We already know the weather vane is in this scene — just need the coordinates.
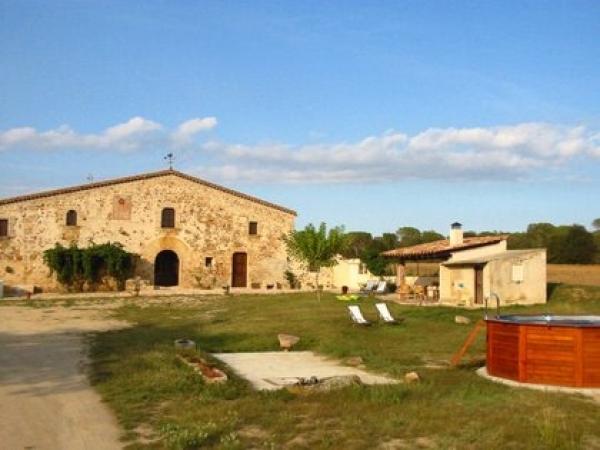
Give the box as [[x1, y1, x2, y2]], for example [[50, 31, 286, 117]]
[[164, 153, 175, 170]]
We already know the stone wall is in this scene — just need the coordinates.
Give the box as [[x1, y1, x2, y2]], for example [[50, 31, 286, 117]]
[[488, 250, 546, 305], [0, 173, 295, 293], [439, 249, 546, 307], [439, 266, 476, 306]]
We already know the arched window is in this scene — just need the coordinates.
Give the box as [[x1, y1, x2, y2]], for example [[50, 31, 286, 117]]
[[161, 208, 175, 228], [66, 210, 77, 226]]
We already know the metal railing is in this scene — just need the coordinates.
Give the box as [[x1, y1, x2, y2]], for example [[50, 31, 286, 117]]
[[484, 292, 500, 319]]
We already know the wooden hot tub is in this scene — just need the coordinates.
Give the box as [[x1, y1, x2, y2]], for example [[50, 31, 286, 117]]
[[486, 315, 600, 388]]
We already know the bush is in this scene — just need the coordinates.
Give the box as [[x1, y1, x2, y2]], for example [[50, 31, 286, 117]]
[[43, 242, 134, 291], [284, 270, 300, 289]]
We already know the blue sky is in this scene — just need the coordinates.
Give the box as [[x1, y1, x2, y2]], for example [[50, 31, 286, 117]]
[[1, 1, 599, 235]]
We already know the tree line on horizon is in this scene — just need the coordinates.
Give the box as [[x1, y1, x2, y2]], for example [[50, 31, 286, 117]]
[[340, 220, 600, 274]]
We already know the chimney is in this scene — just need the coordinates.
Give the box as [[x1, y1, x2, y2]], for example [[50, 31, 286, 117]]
[[449, 222, 463, 247]]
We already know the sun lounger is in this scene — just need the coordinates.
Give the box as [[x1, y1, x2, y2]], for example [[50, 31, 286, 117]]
[[374, 281, 387, 294], [359, 280, 379, 295], [347, 305, 371, 326], [375, 302, 403, 324]]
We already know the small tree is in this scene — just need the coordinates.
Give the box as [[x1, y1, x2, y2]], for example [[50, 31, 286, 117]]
[[284, 223, 346, 301]]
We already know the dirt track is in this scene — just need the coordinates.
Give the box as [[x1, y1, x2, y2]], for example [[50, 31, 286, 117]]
[[0, 304, 127, 450]]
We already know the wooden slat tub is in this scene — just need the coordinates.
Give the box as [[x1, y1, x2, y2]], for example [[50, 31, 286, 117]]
[[486, 315, 600, 388]]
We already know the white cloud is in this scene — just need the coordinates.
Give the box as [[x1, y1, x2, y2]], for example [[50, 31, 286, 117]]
[[172, 117, 218, 145], [0, 116, 215, 152], [102, 116, 161, 141], [196, 123, 600, 183], [1, 119, 598, 183]]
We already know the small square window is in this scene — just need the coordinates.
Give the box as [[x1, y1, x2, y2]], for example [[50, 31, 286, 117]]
[[0, 219, 8, 237], [249, 221, 258, 235], [512, 264, 524, 283], [205, 257, 213, 268]]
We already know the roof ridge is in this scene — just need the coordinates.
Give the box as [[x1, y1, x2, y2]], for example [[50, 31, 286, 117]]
[[382, 234, 508, 259], [0, 169, 296, 215]]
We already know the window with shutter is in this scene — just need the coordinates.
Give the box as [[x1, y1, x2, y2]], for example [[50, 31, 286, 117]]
[[249, 221, 258, 235], [0, 219, 8, 237], [161, 208, 175, 228], [66, 210, 77, 226]]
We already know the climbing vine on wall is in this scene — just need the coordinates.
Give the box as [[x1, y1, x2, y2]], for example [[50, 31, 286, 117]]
[[43, 242, 134, 290]]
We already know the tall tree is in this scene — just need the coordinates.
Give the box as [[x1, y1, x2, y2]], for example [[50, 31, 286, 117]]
[[396, 227, 422, 247], [554, 225, 596, 264], [284, 223, 346, 301], [380, 232, 399, 249], [508, 232, 531, 249], [527, 223, 556, 248], [594, 231, 600, 263], [547, 225, 572, 263], [341, 231, 372, 258], [360, 234, 398, 277], [421, 230, 444, 243]]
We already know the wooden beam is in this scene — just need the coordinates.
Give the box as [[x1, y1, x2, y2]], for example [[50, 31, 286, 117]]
[[396, 262, 406, 288], [450, 320, 485, 367]]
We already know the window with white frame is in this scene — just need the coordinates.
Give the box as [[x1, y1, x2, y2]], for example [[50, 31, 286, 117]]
[[511, 264, 524, 283]]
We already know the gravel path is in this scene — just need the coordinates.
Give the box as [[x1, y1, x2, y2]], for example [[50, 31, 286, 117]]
[[0, 305, 127, 450]]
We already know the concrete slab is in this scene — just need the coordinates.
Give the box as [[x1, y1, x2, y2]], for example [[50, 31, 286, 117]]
[[212, 351, 397, 390]]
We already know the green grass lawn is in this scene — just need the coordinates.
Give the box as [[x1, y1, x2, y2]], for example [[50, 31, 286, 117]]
[[89, 284, 600, 449]]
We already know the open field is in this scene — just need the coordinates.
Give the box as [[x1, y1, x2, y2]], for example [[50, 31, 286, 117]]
[[80, 285, 600, 449], [547, 264, 600, 286]]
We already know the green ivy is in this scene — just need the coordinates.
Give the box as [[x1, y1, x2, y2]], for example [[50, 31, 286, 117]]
[[43, 242, 134, 290]]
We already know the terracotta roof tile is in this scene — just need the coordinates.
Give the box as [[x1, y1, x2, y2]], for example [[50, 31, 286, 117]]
[[381, 235, 509, 259], [0, 169, 296, 216]]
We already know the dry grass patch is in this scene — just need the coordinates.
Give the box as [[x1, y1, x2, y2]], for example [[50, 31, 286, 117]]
[[548, 264, 600, 286]]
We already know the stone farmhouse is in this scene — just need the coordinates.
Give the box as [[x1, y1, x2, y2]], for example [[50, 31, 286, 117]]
[[383, 223, 547, 307], [0, 170, 296, 294]]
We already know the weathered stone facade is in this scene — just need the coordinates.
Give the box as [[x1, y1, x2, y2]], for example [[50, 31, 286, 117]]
[[0, 170, 296, 293]]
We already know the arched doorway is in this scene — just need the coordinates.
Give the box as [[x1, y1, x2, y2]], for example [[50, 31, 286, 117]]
[[231, 252, 247, 288], [154, 250, 179, 286]]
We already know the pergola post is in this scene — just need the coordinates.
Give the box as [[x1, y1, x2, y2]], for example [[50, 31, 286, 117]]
[[395, 261, 406, 290]]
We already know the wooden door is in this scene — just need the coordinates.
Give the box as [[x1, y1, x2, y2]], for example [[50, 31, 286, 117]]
[[232, 252, 247, 288], [474, 266, 484, 304], [154, 250, 179, 287]]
